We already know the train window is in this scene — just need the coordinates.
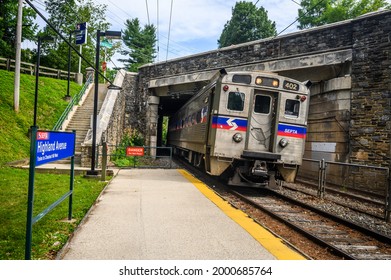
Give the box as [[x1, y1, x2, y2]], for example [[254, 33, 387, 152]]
[[196, 111, 201, 123], [285, 99, 300, 117], [227, 92, 245, 111], [232, 75, 251, 84], [254, 95, 271, 114]]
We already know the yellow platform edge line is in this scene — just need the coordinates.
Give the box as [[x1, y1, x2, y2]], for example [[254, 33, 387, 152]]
[[178, 169, 306, 260]]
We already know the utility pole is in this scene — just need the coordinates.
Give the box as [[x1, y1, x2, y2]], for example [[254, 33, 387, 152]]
[[14, 0, 23, 112]]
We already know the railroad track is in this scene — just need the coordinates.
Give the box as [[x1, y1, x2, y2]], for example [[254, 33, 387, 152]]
[[292, 179, 385, 219], [231, 188, 391, 260], [175, 157, 391, 259]]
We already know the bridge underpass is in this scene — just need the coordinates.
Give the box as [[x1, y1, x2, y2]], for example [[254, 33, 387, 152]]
[[146, 49, 352, 152]]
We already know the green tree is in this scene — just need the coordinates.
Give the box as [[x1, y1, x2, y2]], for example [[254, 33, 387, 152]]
[[120, 18, 157, 72], [298, 0, 391, 29], [218, 1, 277, 48], [39, 0, 112, 74], [0, 0, 38, 58]]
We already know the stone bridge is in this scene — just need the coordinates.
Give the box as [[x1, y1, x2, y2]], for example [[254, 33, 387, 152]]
[[105, 10, 390, 169]]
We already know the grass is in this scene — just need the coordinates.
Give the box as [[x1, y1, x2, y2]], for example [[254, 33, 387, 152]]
[[0, 70, 82, 164], [0, 168, 108, 259], [0, 69, 110, 259]]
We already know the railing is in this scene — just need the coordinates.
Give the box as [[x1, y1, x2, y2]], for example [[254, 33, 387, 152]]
[[52, 75, 93, 131], [297, 158, 391, 221], [0, 57, 77, 80], [98, 144, 173, 170]]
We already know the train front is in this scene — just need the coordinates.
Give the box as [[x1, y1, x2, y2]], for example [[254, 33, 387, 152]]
[[208, 71, 311, 187]]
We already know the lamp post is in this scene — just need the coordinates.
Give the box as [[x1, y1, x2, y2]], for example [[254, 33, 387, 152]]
[[65, 30, 77, 101], [26, 34, 52, 260], [87, 30, 122, 176]]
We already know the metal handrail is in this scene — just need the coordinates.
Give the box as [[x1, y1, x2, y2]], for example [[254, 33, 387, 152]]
[[300, 158, 390, 221], [52, 75, 92, 131]]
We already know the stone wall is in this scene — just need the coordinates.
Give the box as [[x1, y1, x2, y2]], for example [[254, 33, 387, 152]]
[[103, 72, 138, 155], [124, 73, 148, 134], [139, 21, 353, 79], [305, 77, 352, 162], [133, 10, 391, 167], [350, 12, 391, 166]]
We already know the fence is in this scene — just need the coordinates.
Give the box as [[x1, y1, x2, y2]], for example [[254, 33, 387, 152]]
[[297, 158, 391, 221], [0, 57, 76, 80], [97, 143, 173, 172]]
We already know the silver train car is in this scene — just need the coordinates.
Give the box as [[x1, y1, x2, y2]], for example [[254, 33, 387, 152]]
[[167, 69, 311, 187]]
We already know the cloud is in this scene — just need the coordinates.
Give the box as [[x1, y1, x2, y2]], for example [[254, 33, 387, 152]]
[[101, 0, 391, 65], [98, 0, 300, 63]]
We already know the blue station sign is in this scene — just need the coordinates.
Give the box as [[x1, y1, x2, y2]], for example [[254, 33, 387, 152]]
[[35, 130, 75, 166], [75, 22, 87, 45]]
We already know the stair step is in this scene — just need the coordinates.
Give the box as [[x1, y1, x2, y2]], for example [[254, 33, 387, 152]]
[[59, 83, 107, 154]]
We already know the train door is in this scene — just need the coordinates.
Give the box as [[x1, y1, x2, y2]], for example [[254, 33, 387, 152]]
[[246, 90, 277, 152]]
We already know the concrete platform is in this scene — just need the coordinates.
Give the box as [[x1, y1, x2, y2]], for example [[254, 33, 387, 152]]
[[58, 169, 305, 260]]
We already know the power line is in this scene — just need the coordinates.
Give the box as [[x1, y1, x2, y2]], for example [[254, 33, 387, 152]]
[[27, 0, 189, 71], [166, 0, 174, 61], [33, 0, 46, 9], [91, 0, 199, 62], [276, 0, 328, 36], [24, 0, 115, 85]]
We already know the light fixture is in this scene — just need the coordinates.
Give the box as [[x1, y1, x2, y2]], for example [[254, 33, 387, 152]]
[[233, 133, 243, 143], [279, 138, 289, 148]]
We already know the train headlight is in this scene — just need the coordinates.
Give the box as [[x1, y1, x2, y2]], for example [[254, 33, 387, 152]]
[[233, 133, 243, 143], [279, 138, 289, 148]]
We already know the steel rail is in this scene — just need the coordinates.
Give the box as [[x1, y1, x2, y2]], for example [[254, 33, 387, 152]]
[[231, 188, 391, 260], [230, 190, 356, 260], [266, 188, 391, 243]]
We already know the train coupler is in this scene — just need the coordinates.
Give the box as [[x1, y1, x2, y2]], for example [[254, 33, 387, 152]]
[[251, 160, 268, 177]]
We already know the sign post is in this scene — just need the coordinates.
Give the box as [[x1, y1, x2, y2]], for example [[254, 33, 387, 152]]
[[75, 22, 87, 74], [25, 129, 76, 260]]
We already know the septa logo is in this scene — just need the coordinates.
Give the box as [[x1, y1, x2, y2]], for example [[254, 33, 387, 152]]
[[37, 131, 49, 140]]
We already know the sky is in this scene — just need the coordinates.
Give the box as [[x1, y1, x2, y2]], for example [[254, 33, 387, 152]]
[[26, 0, 391, 68], [95, 0, 302, 66]]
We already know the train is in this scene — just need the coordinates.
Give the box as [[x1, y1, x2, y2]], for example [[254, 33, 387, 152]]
[[167, 69, 311, 187]]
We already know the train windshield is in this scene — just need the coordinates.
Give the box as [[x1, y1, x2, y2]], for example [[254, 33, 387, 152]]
[[254, 95, 271, 114], [227, 92, 245, 111], [285, 99, 300, 117]]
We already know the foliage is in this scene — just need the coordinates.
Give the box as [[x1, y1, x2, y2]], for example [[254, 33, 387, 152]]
[[123, 130, 145, 147], [0, 0, 38, 58], [0, 69, 107, 260], [162, 116, 169, 145], [0, 167, 108, 259], [297, 0, 391, 29], [111, 131, 145, 167], [0, 69, 82, 165], [119, 18, 157, 72], [218, 1, 277, 48], [39, 0, 114, 75]]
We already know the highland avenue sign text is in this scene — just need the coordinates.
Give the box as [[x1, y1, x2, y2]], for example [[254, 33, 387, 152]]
[[35, 130, 75, 166]]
